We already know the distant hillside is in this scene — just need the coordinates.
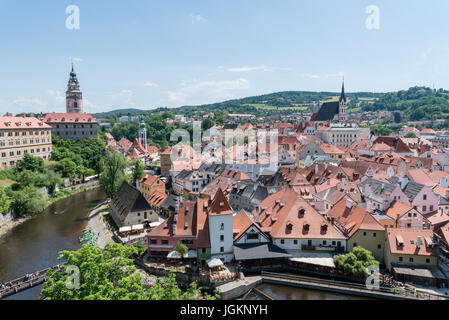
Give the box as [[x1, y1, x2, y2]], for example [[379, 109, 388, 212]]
[[360, 86, 449, 121], [96, 87, 449, 121], [93, 108, 144, 118], [176, 91, 384, 116]]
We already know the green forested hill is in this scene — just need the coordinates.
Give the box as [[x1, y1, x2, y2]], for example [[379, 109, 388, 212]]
[[359, 86, 449, 121]]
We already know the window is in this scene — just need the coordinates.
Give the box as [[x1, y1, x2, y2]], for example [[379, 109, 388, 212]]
[[423, 194, 427, 200], [150, 239, 157, 245], [220, 235, 224, 242], [363, 232, 367, 236], [247, 233, 258, 240], [161, 240, 169, 245], [423, 206, 427, 212], [220, 223, 224, 230], [409, 257, 414, 263], [293, 240, 298, 245], [280, 240, 285, 244], [430, 205, 434, 212], [220, 247, 224, 253], [426, 258, 430, 263], [377, 244, 381, 249], [353, 243, 357, 247], [399, 257, 403, 262], [373, 233, 376, 237]]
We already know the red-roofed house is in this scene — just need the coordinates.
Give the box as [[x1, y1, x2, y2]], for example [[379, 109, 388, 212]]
[[385, 228, 437, 271], [233, 210, 270, 244], [139, 173, 165, 199], [327, 197, 386, 262], [254, 188, 347, 253]]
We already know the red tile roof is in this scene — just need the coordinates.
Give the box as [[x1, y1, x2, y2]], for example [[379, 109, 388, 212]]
[[327, 197, 385, 237], [0, 116, 51, 129], [42, 113, 98, 124], [386, 228, 436, 256], [255, 188, 346, 240]]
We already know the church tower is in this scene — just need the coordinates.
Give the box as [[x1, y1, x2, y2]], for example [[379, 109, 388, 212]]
[[66, 64, 83, 114], [139, 120, 147, 150], [338, 79, 347, 122]]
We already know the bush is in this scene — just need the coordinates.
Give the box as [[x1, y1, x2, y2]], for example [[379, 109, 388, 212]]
[[334, 246, 379, 278]]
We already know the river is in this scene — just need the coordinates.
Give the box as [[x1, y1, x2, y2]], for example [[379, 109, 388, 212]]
[[0, 187, 106, 300], [255, 283, 369, 300]]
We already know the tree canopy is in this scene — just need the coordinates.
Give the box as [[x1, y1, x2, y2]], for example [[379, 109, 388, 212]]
[[42, 243, 217, 300], [334, 246, 379, 278]]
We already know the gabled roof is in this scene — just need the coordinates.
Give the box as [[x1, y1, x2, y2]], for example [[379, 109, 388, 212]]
[[110, 181, 151, 226], [327, 197, 384, 237], [255, 188, 345, 240], [388, 176, 425, 201], [209, 188, 233, 216], [385, 201, 415, 220], [314, 101, 339, 122], [233, 210, 269, 242]]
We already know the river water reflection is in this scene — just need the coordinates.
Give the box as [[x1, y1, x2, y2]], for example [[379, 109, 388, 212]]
[[0, 187, 106, 300]]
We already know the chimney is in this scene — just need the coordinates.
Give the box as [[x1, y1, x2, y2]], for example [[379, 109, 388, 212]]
[[346, 198, 353, 210], [417, 236, 423, 248], [315, 164, 319, 175]]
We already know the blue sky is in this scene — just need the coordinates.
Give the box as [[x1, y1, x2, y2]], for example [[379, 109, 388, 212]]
[[0, 0, 449, 114]]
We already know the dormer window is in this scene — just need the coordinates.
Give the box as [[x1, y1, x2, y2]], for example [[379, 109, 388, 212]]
[[321, 224, 328, 233], [286, 223, 293, 231], [298, 207, 305, 217], [62, 118, 65, 122], [303, 224, 310, 232]]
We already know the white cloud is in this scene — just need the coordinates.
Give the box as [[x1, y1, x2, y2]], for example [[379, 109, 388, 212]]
[[144, 81, 160, 88], [227, 66, 267, 72], [13, 97, 45, 107], [225, 66, 291, 73], [310, 75, 321, 79], [167, 78, 250, 105], [47, 90, 65, 103], [73, 57, 82, 62], [190, 13, 205, 24]]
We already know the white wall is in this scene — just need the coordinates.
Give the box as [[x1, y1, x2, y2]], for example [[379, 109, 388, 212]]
[[208, 214, 234, 262]]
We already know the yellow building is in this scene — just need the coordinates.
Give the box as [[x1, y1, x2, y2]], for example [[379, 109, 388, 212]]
[[327, 197, 386, 263], [384, 228, 438, 271], [0, 117, 52, 169], [139, 174, 165, 200]]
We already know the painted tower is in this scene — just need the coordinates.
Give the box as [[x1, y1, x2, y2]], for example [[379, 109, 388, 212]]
[[139, 120, 147, 150], [66, 64, 83, 114], [338, 79, 347, 122]]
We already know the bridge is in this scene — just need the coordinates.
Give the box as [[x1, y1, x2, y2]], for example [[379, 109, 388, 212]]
[[0, 264, 64, 300]]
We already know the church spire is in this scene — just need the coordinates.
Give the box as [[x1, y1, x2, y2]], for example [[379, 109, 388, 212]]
[[339, 78, 346, 103]]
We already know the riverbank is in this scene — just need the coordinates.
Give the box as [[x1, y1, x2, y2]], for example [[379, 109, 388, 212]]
[[86, 201, 115, 248], [0, 182, 101, 241]]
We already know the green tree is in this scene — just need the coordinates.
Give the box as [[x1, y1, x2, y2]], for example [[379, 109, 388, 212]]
[[16, 154, 45, 173], [100, 151, 127, 198], [57, 158, 77, 180], [10, 186, 46, 216], [0, 187, 12, 214], [131, 160, 145, 185], [334, 246, 379, 278], [174, 241, 188, 260], [405, 132, 417, 138], [42, 243, 215, 300]]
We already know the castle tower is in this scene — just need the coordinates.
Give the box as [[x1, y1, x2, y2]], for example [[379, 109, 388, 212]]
[[338, 79, 347, 122], [66, 64, 83, 114], [139, 120, 147, 150]]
